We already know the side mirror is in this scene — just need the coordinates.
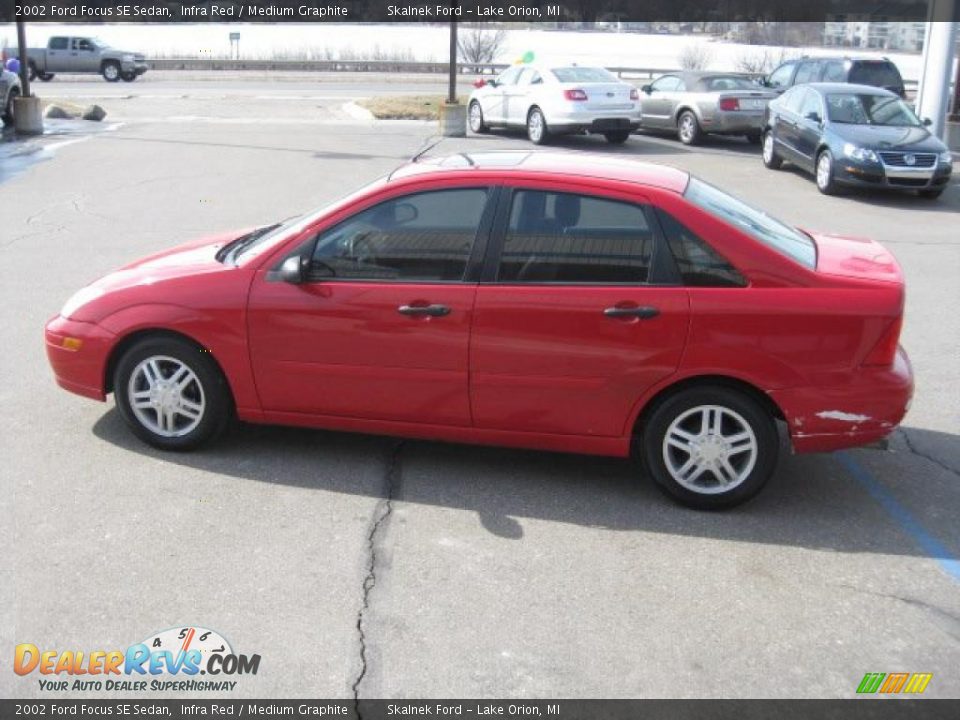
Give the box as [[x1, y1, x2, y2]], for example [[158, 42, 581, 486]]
[[641, 84, 652, 94], [804, 111, 822, 124], [279, 255, 305, 284], [922, 117, 932, 126]]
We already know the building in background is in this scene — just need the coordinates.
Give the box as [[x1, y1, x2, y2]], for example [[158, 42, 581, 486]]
[[824, 20, 927, 51]]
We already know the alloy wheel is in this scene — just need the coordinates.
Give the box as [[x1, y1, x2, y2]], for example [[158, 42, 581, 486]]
[[127, 355, 206, 438]]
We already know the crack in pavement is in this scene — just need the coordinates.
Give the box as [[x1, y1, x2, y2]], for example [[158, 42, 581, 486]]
[[352, 440, 404, 716], [900, 428, 960, 478]]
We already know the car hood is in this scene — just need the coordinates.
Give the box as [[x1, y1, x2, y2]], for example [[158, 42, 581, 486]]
[[829, 123, 944, 152]]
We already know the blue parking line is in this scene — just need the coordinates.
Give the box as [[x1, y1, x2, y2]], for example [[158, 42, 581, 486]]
[[837, 451, 960, 584]]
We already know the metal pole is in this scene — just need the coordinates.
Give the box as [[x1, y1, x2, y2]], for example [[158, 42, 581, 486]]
[[448, 12, 457, 104], [16, 19, 31, 98]]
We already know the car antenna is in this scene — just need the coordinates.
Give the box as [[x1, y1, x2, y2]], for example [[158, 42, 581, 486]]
[[411, 136, 444, 163]]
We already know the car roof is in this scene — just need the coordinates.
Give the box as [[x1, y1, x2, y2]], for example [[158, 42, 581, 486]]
[[389, 152, 690, 194], [676, 71, 753, 81], [803, 83, 898, 96]]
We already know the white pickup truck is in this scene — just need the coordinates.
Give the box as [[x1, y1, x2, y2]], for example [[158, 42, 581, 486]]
[[20, 36, 148, 83]]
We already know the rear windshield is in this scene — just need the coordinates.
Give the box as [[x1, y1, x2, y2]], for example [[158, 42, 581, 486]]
[[848, 61, 902, 88], [551, 67, 617, 83], [684, 178, 816, 269], [701, 76, 757, 91]]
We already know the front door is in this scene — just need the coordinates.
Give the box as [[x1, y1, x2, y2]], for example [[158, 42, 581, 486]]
[[247, 186, 494, 426], [470, 186, 690, 438], [641, 75, 683, 128]]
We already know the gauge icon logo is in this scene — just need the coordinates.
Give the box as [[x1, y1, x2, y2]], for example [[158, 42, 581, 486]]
[[141, 626, 233, 669]]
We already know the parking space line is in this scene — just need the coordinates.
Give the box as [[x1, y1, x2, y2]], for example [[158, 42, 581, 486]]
[[837, 451, 960, 584]]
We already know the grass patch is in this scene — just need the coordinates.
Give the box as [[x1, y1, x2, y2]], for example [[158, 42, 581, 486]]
[[357, 95, 447, 120]]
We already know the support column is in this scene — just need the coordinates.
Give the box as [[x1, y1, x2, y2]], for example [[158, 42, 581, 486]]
[[915, 3, 958, 139]]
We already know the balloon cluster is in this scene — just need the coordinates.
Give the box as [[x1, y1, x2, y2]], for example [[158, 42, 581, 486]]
[[5, 57, 20, 74], [513, 51, 535, 65]]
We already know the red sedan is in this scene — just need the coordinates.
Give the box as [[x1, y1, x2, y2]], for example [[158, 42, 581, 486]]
[[46, 152, 912, 509]]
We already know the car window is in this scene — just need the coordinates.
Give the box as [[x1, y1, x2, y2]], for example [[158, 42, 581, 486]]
[[657, 210, 746, 288], [651, 75, 681, 92], [767, 62, 795, 89], [782, 87, 808, 115], [825, 93, 922, 127], [798, 90, 823, 120], [684, 178, 816, 269], [307, 188, 490, 282], [822, 61, 846, 82], [551, 67, 617, 83], [496, 66, 523, 86], [517, 68, 539, 85], [849, 61, 902, 89], [793, 61, 821, 85], [498, 190, 653, 284], [49, 37, 69, 50], [73, 38, 94, 51], [703, 76, 756, 91]]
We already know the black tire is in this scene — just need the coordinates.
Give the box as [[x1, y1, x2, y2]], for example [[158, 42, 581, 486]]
[[761, 130, 783, 170], [28, 62, 38, 82], [815, 148, 841, 195], [604, 130, 631, 144], [918, 188, 944, 200], [120, 71, 137, 82], [102, 61, 121, 82], [677, 110, 702, 145], [113, 335, 234, 451], [38, 72, 54, 82], [640, 386, 779, 510], [3, 87, 18, 126], [467, 100, 488, 133], [745, 130, 762, 144], [527, 106, 549, 145]]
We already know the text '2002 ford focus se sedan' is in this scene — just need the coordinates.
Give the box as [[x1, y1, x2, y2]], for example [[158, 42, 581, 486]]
[[46, 152, 912, 509]]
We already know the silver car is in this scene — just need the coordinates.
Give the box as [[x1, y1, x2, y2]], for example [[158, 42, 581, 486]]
[[468, 64, 640, 145], [638, 71, 777, 145]]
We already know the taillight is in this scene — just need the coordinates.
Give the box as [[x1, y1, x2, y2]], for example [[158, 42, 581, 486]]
[[863, 317, 902, 367], [630, 88, 639, 100], [719, 97, 740, 111], [564, 88, 588, 101]]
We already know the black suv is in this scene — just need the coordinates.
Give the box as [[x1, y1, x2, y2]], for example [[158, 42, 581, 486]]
[[762, 57, 905, 98]]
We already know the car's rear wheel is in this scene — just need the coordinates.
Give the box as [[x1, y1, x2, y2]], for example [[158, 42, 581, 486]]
[[120, 71, 137, 82], [816, 149, 840, 195], [27, 62, 38, 81], [604, 130, 631, 144], [918, 188, 944, 200], [762, 130, 783, 169], [527, 107, 549, 145], [468, 101, 488, 133], [114, 336, 233, 451], [38, 72, 54, 82], [641, 386, 779, 510], [677, 110, 702, 145], [102, 62, 121, 82]]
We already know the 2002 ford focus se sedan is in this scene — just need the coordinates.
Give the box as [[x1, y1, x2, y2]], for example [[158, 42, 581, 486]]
[[46, 152, 913, 509]]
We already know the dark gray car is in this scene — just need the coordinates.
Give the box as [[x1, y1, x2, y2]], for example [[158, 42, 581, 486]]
[[638, 71, 776, 145]]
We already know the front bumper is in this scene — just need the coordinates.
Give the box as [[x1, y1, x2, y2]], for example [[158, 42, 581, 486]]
[[121, 61, 149, 76], [45, 315, 115, 401], [770, 346, 914, 454], [835, 159, 952, 191]]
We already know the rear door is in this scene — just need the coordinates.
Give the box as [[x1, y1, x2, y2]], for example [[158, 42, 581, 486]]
[[469, 184, 689, 438], [794, 88, 825, 167], [247, 185, 495, 426]]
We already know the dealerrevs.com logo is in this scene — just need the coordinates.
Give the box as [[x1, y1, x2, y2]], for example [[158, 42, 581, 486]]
[[14, 626, 261, 692]]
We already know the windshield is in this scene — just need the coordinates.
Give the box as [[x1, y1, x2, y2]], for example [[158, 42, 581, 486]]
[[91, 38, 110, 50], [233, 176, 388, 264], [684, 178, 816, 269], [825, 93, 921, 127], [551, 67, 617, 83]]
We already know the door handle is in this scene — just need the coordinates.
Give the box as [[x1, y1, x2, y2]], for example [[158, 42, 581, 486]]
[[603, 306, 660, 319], [397, 304, 451, 317]]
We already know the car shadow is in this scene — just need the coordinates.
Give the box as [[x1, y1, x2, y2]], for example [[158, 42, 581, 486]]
[[92, 408, 960, 560]]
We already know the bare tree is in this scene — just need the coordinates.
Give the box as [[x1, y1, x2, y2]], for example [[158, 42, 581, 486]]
[[735, 47, 800, 75], [678, 43, 713, 71], [457, 27, 508, 66]]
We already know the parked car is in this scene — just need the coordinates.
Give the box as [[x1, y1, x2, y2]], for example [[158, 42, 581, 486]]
[[637, 71, 777, 144], [1, 67, 20, 125], [468, 64, 640, 145], [13, 36, 147, 83], [762, 83, 953, 197], [46, 152, 913, 510], [762, 56, 906, 98]]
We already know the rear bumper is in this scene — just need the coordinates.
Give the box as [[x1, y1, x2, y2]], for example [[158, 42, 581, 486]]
[[45, 315, 114, 401], [701, 111, 765, 134], [549, 109, 640, 133], [771, 346, 914, 453]]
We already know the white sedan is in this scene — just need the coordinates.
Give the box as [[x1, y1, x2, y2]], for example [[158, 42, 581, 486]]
[[467, 64, 641, 145]]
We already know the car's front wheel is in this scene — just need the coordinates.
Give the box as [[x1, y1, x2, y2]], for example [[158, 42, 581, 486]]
[[762, 130, 783, 169], [816, 149, 841, 195], [527, 107, 549, 145], [114, 336, 234, 451], [120, 71, 138, 82], [604, 130, 631, 144], [640, 386, 779, 510], [468, 101, 488, 133]]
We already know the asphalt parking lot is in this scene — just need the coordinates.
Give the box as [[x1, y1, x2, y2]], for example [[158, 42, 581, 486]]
[[2, 75, 959, 700]]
